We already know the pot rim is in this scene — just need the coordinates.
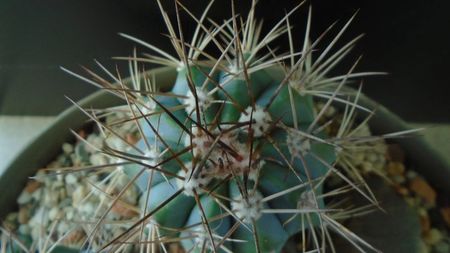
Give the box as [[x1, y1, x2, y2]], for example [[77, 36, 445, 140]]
[[1, 65, 448, 219]]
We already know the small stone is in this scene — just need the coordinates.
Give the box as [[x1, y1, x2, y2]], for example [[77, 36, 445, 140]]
[[406, 170, 418, 180], [414, 197, 422, 206], [89, 153, 108, 165], [48, 207, 60, 221], [434, 241, 450, 253], [418, 239, 431, 253], [77, 129, 87, 139], [65, 207, 75, 220], [57, 155, 72, 167], [5, 212, 18, 224], [392, 175, 406, 184], [18, 208, 29, 224], [409, 177, 436, 206], [34, 170, 47, 183], [395, 186, 409, 196], [3, 215, 17, 230], [424, 229, 443, 245], [387, 162, 405, 176], [366, 153, 378, 163], [56, 172, 64, 181], [24, 181, 41, 193], [57, 221, 70, 235], [387, 144, 405, 163], [405, 197, 416, 207], [169, 243, 184, 253], [88, 173, 99, 183], [419, 213, 431, 234], [361, 161, 373, 173], [372, 160, 385, 172], [75, 143, 90, 164], [17, 191, 32, 205], [43, 189, 60, 207], [62, 229, 85, 245], [62, 143, 74, 154], [52, 180, 64, 189], [85, 134, 102, 153], [72, 185, 86, 206], [79, 202, 95, 216], [126, 133, 138, 144], [65, 173, 78, 185], [418, 208, 428, 217], [29, 207, 49, 229], [59, 188, 67, 200], [31, 226, 41, 241], [111, 202, 139, 219], [106, 136, 126, 151], [440, 207, 450, 228]]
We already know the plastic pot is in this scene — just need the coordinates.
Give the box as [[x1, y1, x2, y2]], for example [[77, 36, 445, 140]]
[[1, 66, 448, 252]]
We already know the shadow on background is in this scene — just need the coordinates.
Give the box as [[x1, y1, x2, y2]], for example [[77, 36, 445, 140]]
[[0, 0, 449, 122]]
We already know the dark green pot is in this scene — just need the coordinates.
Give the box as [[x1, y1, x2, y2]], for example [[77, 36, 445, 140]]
[[1, 66, 448, 252]]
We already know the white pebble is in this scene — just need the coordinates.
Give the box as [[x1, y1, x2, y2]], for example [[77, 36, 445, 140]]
[[53, 180, 64, 189], [57, 221, 70, 235], [65, 174, 78, 185], [65, 207, 75, 220], [48, 207, 60, 221], [43, 189, 59, 207], [86, 134, 103, 153], [434, 241, 450, 253], [17, 191, 32, 205], [90, 153, 108, 166], [425, 229, 443, 245], [34, 171, 47, 183], [72, 185, 86, 207], [62, 143, 74, 154], [79, 202, 95, 216]]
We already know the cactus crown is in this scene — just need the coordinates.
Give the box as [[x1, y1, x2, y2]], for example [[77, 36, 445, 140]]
[[55, 1, 394, 253]]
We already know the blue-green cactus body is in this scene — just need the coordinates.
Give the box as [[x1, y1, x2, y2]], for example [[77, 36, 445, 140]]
[[125, 64, 336, 253]]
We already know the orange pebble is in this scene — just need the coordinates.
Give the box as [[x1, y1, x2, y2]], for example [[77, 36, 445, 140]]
[[409, 177, 436, 206]]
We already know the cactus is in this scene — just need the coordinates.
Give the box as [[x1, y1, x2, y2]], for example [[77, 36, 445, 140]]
[[72, 1, 388, 252]]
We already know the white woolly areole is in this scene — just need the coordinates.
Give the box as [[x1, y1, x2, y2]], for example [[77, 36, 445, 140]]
[[141, 146, 160, 166], [184, 127, 264, 182], [286, 129, 311, 157], [184, 127, 214, 158], [232, 192, 263, 223], [177, 163, 213, 196], [183, 88, 212, 114], [222, 62, 245, 81], [239, 106, 272, 137], [289, 80, 307, 96], [232, 142, 265, 181], [192, 226, 221, 250], [297, 190, 317, 210]]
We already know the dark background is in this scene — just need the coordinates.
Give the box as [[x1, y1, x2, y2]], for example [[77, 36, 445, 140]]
[[0, 0, 449, 122]]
